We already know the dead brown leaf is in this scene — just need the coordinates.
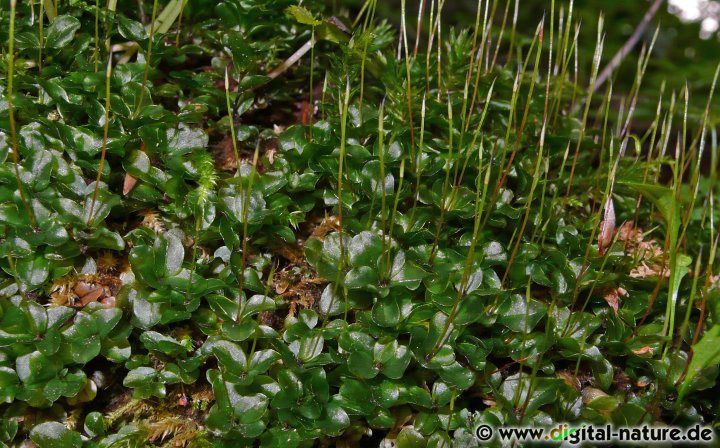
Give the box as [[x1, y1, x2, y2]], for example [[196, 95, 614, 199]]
[[598, 197, 616, 256], [632, 346, 654, 356], [630, 262, 669, 279], [122, 173, 137, 196], [603, 287, 627, 314]]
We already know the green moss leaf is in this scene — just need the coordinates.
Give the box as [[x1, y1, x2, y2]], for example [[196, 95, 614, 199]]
[[348, 231, 383, 268], [396, 427, 427, 448], [44, 15, 81, 48], [498, 294, 547, 333], [680, 325, 720, 398], [234, 393, 269, 424], [372, 295, 401, 327], [30, 422, 82, 448], [140, 331, 190, 356], [118, 15, 148, 41], [286, 5, 322, 26], [83, 411, 106, 438]]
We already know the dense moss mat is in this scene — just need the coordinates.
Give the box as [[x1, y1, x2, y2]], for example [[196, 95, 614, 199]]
[[1, 0, 719, 446]]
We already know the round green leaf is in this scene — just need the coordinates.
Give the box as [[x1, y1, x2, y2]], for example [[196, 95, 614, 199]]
[[45, 16, 81, 49], [30, 422, 82, 448]]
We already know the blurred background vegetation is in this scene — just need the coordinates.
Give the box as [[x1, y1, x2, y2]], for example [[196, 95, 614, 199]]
[[328, 0, 720, 118]]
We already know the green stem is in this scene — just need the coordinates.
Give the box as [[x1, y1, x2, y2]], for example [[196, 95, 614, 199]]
[[378, 102, 388, 274], [247, 263, 277, 370], [408, 93, 426, 227], [429, 141, 489, 358], [134, 0, 159, 118], [174, 0, 187, 48], [400, 0, 417, 172], [427, 93, 454, 264], [224, 66, 241, 172], [236, 144, 261, 322], [385, 158, 405, 280], [7, 0, 38, 228]]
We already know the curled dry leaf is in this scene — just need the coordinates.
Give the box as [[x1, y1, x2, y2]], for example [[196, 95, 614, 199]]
[[598, 196, 615, 256], [266, 148, 276, 165], [603, 287, 627, 314], [122, 173, 138, 196], [632, 346, 654, 356], [123, 145, 146, 195]]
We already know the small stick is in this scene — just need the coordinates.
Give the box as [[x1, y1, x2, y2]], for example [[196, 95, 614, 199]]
[[594, 0, 663, 91], [267, 40, 314, 79]]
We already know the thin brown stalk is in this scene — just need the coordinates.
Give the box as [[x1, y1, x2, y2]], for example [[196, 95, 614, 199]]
[[564, 16, 604, 199], [482, 20, 544, 230], [401, 0, 417, 172], [174, 0, 187, 47], [87, 53, 113, 226], [489, 0, 511, 73], [235, 143, 261, 321]]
